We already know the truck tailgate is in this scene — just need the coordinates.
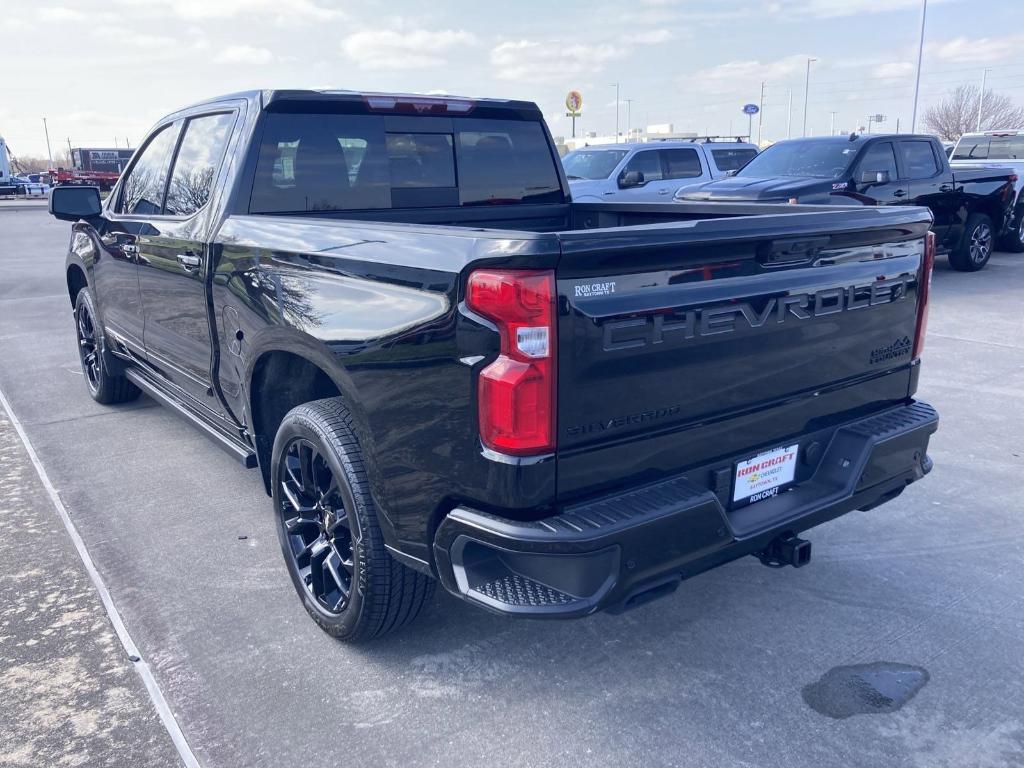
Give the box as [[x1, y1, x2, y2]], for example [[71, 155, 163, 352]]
[[554, 209, 932, 500]]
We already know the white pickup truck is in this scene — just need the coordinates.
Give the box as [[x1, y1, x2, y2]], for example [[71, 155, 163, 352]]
[[951, 130, 1024, 252]]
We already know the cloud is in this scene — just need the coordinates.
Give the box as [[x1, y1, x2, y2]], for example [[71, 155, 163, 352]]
[[37, 7, 86, 21], [774, 0, 934, 17], [341, 28, 476, 70], [633, 29, 673, 44], [687, 54, 814, 92], [215, 45, 274, 65], [872, 61, 915, 78], [111, 0, 340, 21], [491, 40, 624, 83], [927, 35, 1024, 64]]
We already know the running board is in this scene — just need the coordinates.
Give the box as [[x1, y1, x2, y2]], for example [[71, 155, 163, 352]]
[[124, 369, 258, 468]]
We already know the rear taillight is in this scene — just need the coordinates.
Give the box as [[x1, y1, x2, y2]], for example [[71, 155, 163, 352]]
[[363, 94, 474, 115], [913, 231, 936, 360], [466, 269, 556, 456]]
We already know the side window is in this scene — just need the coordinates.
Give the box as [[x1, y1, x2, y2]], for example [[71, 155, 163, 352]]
[[622, 150, 662, 183], [858, 142, 898, 179], [118, 124, 179, 215], [164, 113, 235, 217], [900, 141, 940, 180], [660, 148, 703, 180]]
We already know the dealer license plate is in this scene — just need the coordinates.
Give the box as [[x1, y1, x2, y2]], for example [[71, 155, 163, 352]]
[[732, 443, 799, 507]]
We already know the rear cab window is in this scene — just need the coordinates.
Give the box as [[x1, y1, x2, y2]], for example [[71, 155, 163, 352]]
[[249, 111, 564, 213], [952, 135, 1024, 161], [710, 147, 757, 172]]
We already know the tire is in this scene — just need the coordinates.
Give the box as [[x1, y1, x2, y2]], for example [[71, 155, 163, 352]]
[[73, 288, 140, 404], [997, 207, 1024, 253], [271, 397, 435, 641], [948, 213, 995, 272]]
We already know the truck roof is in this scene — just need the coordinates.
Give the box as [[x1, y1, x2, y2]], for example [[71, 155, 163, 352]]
[[175, 89, 542, 116], [570, 140, 757, 152], [771, 133, 937, 146]]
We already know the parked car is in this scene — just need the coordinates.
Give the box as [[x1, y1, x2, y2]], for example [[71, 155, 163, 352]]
[[48, 90, 937, 640], [678, 133, 1018, 270], [950, 130, 1024, 252], [562, 139, 758, 202]]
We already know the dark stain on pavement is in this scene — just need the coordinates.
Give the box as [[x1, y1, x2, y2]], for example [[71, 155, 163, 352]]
[[802, 662, 930, 719]]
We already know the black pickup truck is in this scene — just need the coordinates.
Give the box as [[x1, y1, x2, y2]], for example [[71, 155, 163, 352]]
[[49, 90, 938, 641], [678, 133, 1018, 271]]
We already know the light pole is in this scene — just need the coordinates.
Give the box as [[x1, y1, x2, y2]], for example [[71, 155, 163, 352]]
[[624, 98, 634, 141], [910, 0, 928, 132], [802, 57, 817, 137], [757, 81, 765, 146], [787, 89, 793, 139], [610, 83, 620, 143], [42, 118, 53, 168], [829, 111, 837, 136], [977, 68, 990, 130]]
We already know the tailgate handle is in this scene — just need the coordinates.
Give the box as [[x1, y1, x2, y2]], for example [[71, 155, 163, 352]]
[[758, 237, 830, 267]]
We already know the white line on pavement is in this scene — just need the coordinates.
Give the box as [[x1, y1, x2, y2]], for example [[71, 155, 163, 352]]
[[0, 387, 201, 768]]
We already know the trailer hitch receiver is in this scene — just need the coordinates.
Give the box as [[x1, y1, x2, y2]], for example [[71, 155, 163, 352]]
[[756, 533, 812, 569]]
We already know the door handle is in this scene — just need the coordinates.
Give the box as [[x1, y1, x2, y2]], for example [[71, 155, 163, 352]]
[[893, 190, 907, 198], [658, 189, 671, 195], [122, 243, 139, 255], [177, 253, 202, 273]]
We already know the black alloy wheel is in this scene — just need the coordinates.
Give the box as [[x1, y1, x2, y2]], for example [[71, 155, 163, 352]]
[[76, 300, 102, 394], [278, 437, 356, 616]]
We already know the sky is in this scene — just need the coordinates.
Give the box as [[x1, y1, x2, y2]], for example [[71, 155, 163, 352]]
[[2, 0, 1023, 160]]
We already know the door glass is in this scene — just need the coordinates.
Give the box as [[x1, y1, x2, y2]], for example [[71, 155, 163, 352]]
[[858, 142, 898, 179], [660, 148, 702, 179], [164, 113, 235, 216], [119, 124, 178, 215], [710, 148, 757, 172], [900, 141, 940, 179], [622, 151, 662, 183]]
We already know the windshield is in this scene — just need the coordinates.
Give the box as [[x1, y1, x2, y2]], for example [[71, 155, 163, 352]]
[[737, 141, 859, 178], [562, 149, 628, 180], [952, 135, 1024, 161]]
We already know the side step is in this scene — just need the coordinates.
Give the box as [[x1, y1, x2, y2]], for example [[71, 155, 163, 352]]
[[124, 369, 258, 468]]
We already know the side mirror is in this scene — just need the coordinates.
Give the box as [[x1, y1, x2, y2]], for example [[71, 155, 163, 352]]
[[49, 186, 102, 222], [860, 169, 890, 185], [618, 170, 644, 189], [725, 169, 738, 177]]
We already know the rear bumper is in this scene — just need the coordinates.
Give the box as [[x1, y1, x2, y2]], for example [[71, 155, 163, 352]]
[[433, 401, 938, 618]]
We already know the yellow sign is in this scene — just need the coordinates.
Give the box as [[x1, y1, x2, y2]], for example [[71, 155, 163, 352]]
[[565, 90, 583, 114]]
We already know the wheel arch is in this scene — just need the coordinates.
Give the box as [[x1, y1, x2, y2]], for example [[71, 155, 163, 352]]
[[245, 343, 369, 495], [66, 262, 89, 307]]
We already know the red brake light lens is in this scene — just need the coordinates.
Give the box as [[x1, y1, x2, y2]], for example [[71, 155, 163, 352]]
[[913, 231, 935, 360], [363, 94, 474, 115], [467, 269, 556, 456]]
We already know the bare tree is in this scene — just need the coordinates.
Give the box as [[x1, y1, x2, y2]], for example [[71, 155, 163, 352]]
[[922, 84, 1024, 141]]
